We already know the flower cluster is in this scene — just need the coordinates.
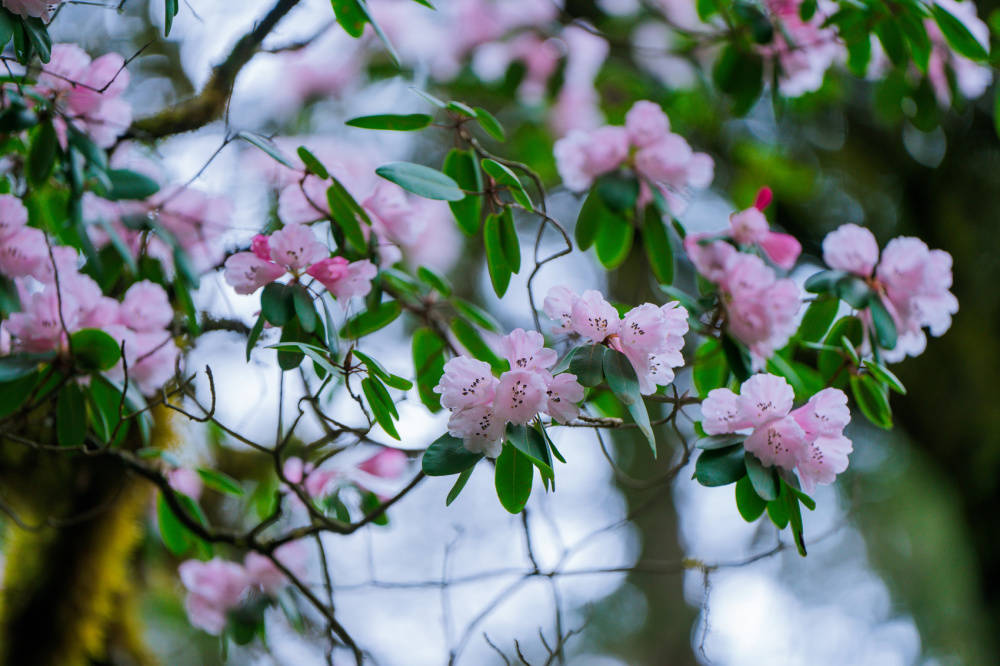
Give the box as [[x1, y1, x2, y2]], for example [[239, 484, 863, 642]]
[[178, 542, 307, 635], [544, 286, 689, 394], [554, 100, 714, 215], [435, 329, 584, 458], [283, 447, 409, 501], [1, 196, 179, 393], [822, 224, 958, 362], [32, 44, 132, 148], [1, 0, 62, 18], [761, 0, 842, 97], [925, 0, 992, 106], [223, 223, 376, 300], [703, 374, 852, 492]]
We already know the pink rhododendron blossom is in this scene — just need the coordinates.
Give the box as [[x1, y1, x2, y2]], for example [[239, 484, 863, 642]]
[[549, 25, 609, 136], [0, 194, 28, 239], [178, 558, 250, 635], [37, 45, 132, 148], [2, 0, 61, 17], [493, 369, 549, 425], [121, 331, 179, 394], [543, 285, 578, 333], [760, 0, 843, 97], [267, 224, 328, 271], [167, 468, 203, 500], [554, 127, 629, 191], [545, 372, 585, 423], [726, 188, 801, 270], [571, 290, 621, 343], [822, 223, 879, 277], [435, 356, 499, 410], [311, 258, 377, 301], [5, 289, 77, 353], [357, 448, 408, 479], [501, 328, 557, 372], [447, 405, 505, 458], [119, 280, 173, 332], [223, 252, 286, 295], [244, 541, 308, 595], [702, 374, 852, 485], [625, 100, 671, 148], [0, 226, 47, 279], [926, 0, 992, 105]]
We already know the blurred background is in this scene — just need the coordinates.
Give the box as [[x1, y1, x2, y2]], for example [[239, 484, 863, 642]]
[[21, 0, 1000, 664]]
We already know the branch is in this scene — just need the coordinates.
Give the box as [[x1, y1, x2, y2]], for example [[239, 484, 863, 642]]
[[128, 0, 301, 139]]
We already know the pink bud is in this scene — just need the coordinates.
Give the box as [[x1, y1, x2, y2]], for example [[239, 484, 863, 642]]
[[753, 186, 773, 211]]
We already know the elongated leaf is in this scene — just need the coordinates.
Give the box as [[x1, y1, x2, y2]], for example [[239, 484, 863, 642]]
[[57, 382, 87, 447], [575, 187, 613, 251], [494, 443, 533, 514], [197, 468, 244, 496], [869, 298, 898, 350], [473, 107, 505, 141], [693, 339, 728, 398], [413, 327, 446, 411], [797, 295, 838, 343], [291, 285, 317, 334], [483, 213, 511, 297], [346, 113, 432, 131], [850, 374, 892, 429], [453, 299, 501, 333], [735, 475, 766, 522], [481, 159, 532, 209], [446, 467, 474, 505], [246, 313, 265, 361], [106, 169, 160, 201], [27, 121, 57, 186], [603, 348, 655, 455], [261, 282, 295, 327], [506, 424, 553, 478], [237, 131, 293, 167], [497, 207, 520, 273], [362, 376, 401, 439], [932, 3, 988, 61], [327, 182, 368, 252], [297, 146, 329, 179], [422, 432, 482, 475], [341, 301, 402, 338], [783, 480, 807, 556], [442, 149, 483, 235], [164, 0, 179, 36], [375, 162, 464, 201], [863, 359, 906, 394], [330, 0, 367, 37], [451, 317, 505, 372], [596, 173, 639, 212], [694, 444, 746, 486], [744, 452, 778, 501], [569, 344, 605, 387], [594, 216, 634, 270], [642, 206, 674, 285]]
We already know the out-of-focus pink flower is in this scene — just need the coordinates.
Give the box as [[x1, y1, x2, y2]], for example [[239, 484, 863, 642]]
[[2, 0, 61, 17], [5, 288, 77, 353], [244, 541, 308, 595], [447, 404, 505, 458], [501, 328, 557, 372], [570, 289, 621, 343], [309, 258, 377, 301], [178, 558, 249, 635], [167, 468, 203, 500], [926, 0, 991, 106], [543, 285, 579, 333], [550, 24, 609, 136], [545, 372, 584, 423], [554, 126, 630, 191], [625, 100, 671, 148], [357, 448, 408, 479], [122, 331, 179, 394], [493, 368, 548, 425], [727, 190, 801, 270], [0, 194, 28, 240], [119, 280, 173, 332], [790, 387, 850, 440], [822, 223, 879, 277], [760, 0, 843, 98], [223, 252, 286, 295], [0, 226, 47, 279], [435, 356, 499, 410]]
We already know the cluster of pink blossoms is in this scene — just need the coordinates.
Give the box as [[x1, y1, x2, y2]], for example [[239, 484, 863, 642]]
[[1, 0, 61, 18], [0, 196, 178, 393], [543, 287, 689, 395], [179, 542, 307, 635], [761, 0, 842, 97], [685, 196, 802, 365], [703, 374, 852, 492], [554, 100, 714, 216], [925, 0, 992, 105], [283, 447, 409, 501], [223, 224, 376, 301], [435, 329, 584, 458], [822, 224, 957, 362], [29, 44, 132, 148]]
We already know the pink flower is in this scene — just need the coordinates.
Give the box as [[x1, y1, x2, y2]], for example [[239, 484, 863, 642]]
[[684, 236, 737, 284], [543, 285, 578, 333], [6, 289, 76, 353], [251, 234, 272, 261], [119, 280, 173, 332], [570, 289, 620, 343], [267, 224, 328, 271], [740, 373, 795, 426], [365, 182, 424, 247], [447, 405, 504, 458], [625, 100, 670, 148], [167, 468, 203, 500], [500, 328, 557, 372], [123, 331, 179, 395], [357, 448, 408, 479], [0, 194, 28, 240], [728, 189, 801, 270], [554, 126, 629, 191], [244, 541, 308, 595], [545, 372, 584, 423], [702, 388, 751, 435], [178, 558, 249, 635], [308, 258, 376, 301], [223, 252, 286, 295], [925, 0, 992, 105], [2, 0, 62, 17], [822, 224, 879, 277], [617, 302, 689, 394], [493, 368, 548, 425], [744, 415, 808, 469], [791, 387, 850, 440], [760, 0, 843, 97], [0, 226, 47, 279], [796, 434, 852, 493], [434, 356, 499, 410]]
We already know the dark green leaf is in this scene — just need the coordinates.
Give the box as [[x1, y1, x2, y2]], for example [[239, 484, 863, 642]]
[[603, 348, 655, 455], [483, 213, 511, 297], [932, 3, 989, 61], [291, 285, 317, 333], [442, 149, 483, 235], [869, 297, 898, 350], [261, 282, 295, 327], [341, 301, 402, 338], [494, 443, 533, 514], [863, 359, 906, 394], [106, 169, 160, 201], [899, 10, 931, 72], [0, 353, 53, 382], [446, 467, 474, 505], [362, 376, 401, 439], [818, 316, 862, 385], [422, 432, 482, 475], [735, 475, 766, 522], [783, 480, 807, 556], [696, 434, 745, 450], [595, 173, 638, 213], [744, 452, 778, 501], [277, 318, 307, 370], [330, 0, 367, 37], [766, 495, 789, 528], [473, 106, 505, 141], [413, 327, 446, 411], [164, 0, 179, 36], [481, 159, 532, 209], [346, 113, 433, 131], [497, 207, 520, 273], [594, 216, 634, 270], [693, 339, 728, 398], [453, 299, 501, 333], [874, 19, 907, 67], [451, 317, 505, 372], [327, 181, 368, 253], [417, 266, 452, 296], [836, 275, 873, 309], [575, 187, 613, 251], [27, 121, 57, 186], [57, 382, 87, 447], [0, 371, 38, 419], [642, 206, 674, 285], [376, 162, 464, 201], [297, 146, 329, 179], [568, 344, 605, 387], [694, 444, 746, 487], [70, 328, 122, 371], [797, 295, 838, 343], [713, 44, 763, 116], [720, 334, 751, 383], [804, 269, 848, 294], [506, 424, 553, 478], [850, 374, 892, 429], [157, 492, 191, 555], [246, 313, 265, 361]]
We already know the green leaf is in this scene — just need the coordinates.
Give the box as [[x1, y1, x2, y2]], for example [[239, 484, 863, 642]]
[[327, 181, 368, 253], [362, 376, 401, 439], [57, 382, 87, 447], [261, 282, 295, 327], [712, 44, 763, 116], [863, 359, 906, 394], [0, 371, 38, 419], [744, 452, 778, 501], [417, 266, 452, 295], [874, 19, 907, 67], [237, 131, 294, 167], [694, 444, 746, 487], [835, 275, 873, 309], [446, 467, 474, 506], [595, 173, 639, 213], [932, 3, 989, 61], [70, 328, 122, 371], [804, 269, 848, 294], [375, 162, 464, 201], [696, 434, 745, 451], [0, 10, 15, 48], [330, 0, 367, 37], [797, 295, 838, 343], [446, 100, 476, 117], [27, 121, 57, 186], [603, 348, 655, 455], [850, 374, 892, 429], [735, 475, 766, 522], [296, 146, 329, 179], [246, 313, 265, 361], [575, 187, 612, 251], [481, 159, 532, 209], [506, 424, 553, 479], [473, 106, 505, 141], [277, 318, 307, 370], [106, 169, 160, 201], [899, 10, 931, 72], [413, 327, 446, 411], [494, 443, 533, 514], [442, 149, 483, 235], [422, 432, 482, 476], [766, 494, 789, 528], [453, 298, 501, 333], [594, 216, 634, 270], [197, 468, 245, 496], [869, 298, 898, 350], [783, 480, 807, 556], [0, 353, 53, 383], [483, 212, 511, 297], [720, 334, 751, 383], [355, 0, 400, 65], [346, 113, 433, 131], [157, 492, 191, 555], [733, 0, 773, 43], [341, 301, 402, 338], [361, 490, 390, 525], [164, 0, 179, 36], [451, 317, 505, 372], [568, 344, 605, 387], [693, 339, 728, 398], [22, 18, 50, 63], [818, 316, 862, 386], [291, 285, 317, 334], [497, 207, 520, 273], [642, 206, 674, 285]]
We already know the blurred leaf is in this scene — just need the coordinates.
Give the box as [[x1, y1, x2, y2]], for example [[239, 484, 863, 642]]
[[237, 131, 293, 167], [57, 382, 87, 447], [594, 216, 634, 270], [473, 106, 505, 141], [446, 467, 474, 505], [576, 186, 614, 251], [362, 376, 401, 440], [713, 44, 763, 115], [797, 295, 838, 343], [603, 348, 655, 455], [568, 344, 605, 387], [932, 3, 989, 60], [106, 169, 160, 201], [745, 452, 778, 501], [413, 327, 446, 411], [261, 282, 295, 327], [451, 318, 505, 372], [376, 162, 464, 201], [297, 146, 329, 178], [497, 207, 520, 273], [442, 148, 483, 235], [851, 374, 893, 429], [197, 468, 244, 496], [642, 206, 674, 285], [345, 113, 432, 130], [693, 339, 728, 398], [70, 328, 121, 371], [27, 121, 57, 186], [863, 359, 906, 394], [869, 297, 898, 350], [595, 173, 638, 212]]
